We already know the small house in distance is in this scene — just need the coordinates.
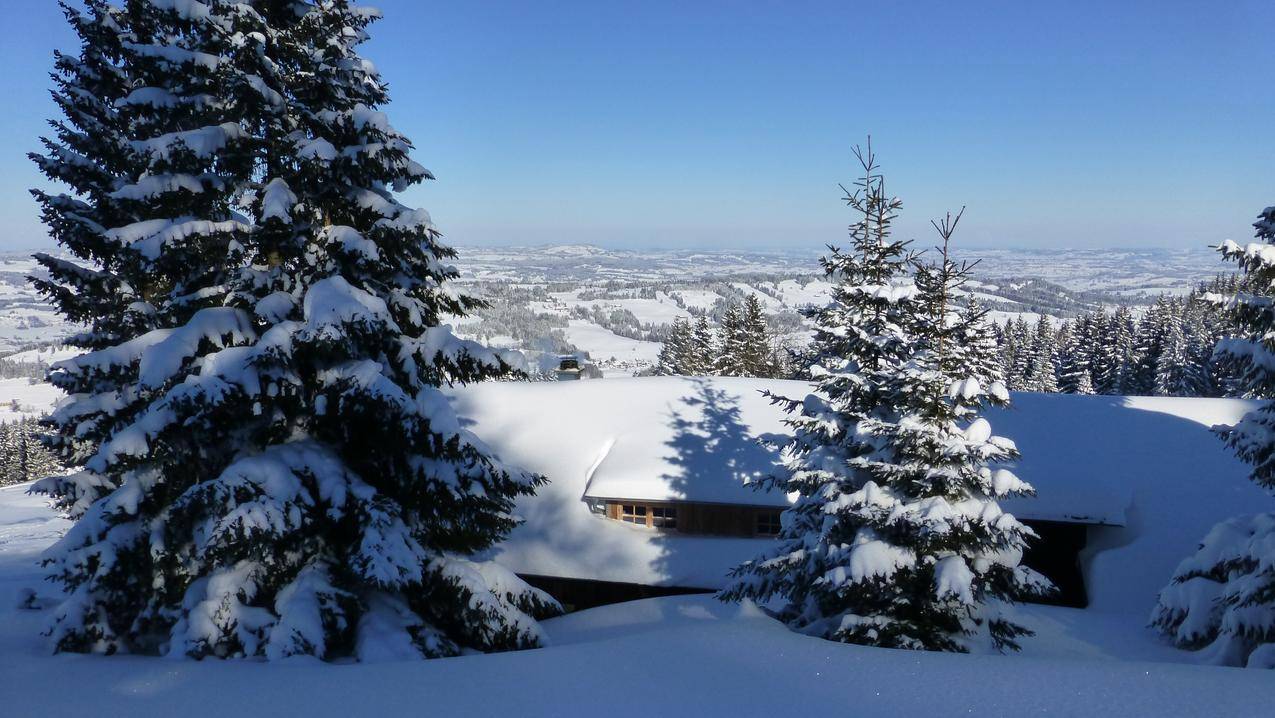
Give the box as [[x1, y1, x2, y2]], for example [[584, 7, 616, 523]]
[[446, 376, 1261, 616]]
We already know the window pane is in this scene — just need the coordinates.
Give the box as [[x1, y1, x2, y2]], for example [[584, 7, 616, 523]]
[[756, 511, 781, 536]]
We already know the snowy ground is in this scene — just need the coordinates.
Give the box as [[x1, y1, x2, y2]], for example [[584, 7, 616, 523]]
[[561, 319, 663, 375], [0, 377, 65, 422], [2, 381, 1274, 714], [1, 345, 80, 365], [0, 480, 1270, 717]]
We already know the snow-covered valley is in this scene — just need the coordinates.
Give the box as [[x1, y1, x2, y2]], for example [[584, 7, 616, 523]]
[[0, 245, 1224, 375]]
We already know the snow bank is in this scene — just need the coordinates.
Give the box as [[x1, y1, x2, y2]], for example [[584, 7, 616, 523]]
[[0, 549, 1270, 718], [2, 381, 1274, 711]]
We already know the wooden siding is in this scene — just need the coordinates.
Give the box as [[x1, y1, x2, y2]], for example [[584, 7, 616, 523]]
[[604, 500, 780, 538], [601, 500, 1089, 608]]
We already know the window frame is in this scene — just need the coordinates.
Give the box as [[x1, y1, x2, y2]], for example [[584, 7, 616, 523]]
[[754, 509, 782, 537], [620, 504, 648, 525], [616, 502, 679, 530]]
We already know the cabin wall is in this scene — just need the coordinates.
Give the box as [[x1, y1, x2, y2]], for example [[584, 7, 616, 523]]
[[598, 500, 1091, 608], [603, 500, 780, 538]]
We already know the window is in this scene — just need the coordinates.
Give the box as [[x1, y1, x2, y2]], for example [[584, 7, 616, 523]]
[[621, 504, 647, 524], [618, 503, 677, 530], [755, 510, 782, 537], [650, 506, 677, 529]]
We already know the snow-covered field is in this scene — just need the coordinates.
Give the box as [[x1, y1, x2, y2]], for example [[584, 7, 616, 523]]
[[1, 345, 79, 365], [1, 379, 1273, 715], [562, 319, 662, 368], [0, 377, 64, 422]]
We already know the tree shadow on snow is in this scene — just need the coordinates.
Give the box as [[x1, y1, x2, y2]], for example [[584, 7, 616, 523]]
[[648, 378, 784, 593]]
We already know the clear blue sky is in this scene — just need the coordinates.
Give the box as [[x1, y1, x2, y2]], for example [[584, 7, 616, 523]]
[[1, 0, 1271, 251]]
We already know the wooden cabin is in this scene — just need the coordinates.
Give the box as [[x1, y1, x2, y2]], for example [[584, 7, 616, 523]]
[[566, 496, 1092, 609], [456, 377, 1136, 614]]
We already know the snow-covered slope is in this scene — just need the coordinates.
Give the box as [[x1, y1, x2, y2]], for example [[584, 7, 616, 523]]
[[1, 381, 1274, 714], [0, 480, 1270, 716], [0, 378, 65, 422], [0, 345, 80, 365]]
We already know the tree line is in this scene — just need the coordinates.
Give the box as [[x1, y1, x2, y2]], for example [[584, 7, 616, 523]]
[[0, 416, 63, 487], [653, 294, 793, 378], [995, 277, 1241, 397]]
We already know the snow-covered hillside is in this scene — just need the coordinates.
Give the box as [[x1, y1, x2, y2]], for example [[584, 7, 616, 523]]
[[0, 378, 64, 422], [1, 378, 1272, 715], [0, 245, 1227, 377]]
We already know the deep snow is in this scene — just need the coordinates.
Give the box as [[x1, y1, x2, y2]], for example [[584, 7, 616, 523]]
[[0, 484, 1271, 718], [1, 379, 1273, 715]]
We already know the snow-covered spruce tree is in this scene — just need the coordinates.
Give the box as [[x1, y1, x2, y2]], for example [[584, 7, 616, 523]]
[[1005, 318, 1033, 391], [995, 321, 1015, 387], [1057, 321, 1092, 395], [715, 302, 747, 376], [1182, 293, 1224, 396], [1026, 316, 1058, 393], [1153, 311, 1192, 397], [0, 417, 66, 487], [689, 315, 715, 375], [1129, 299, 1170, 395], [1095, 306, 1135, 395], [29, 0, 174, 492], [32, 0, 559, 661], [961, 296, 1005, 392], [739, 294, 772, 377], [721, 147, 1048, 652], [1059, 313, 1097, 395], [655, 317, 692, 375], [1152, 207, 1275, 668], [0, 423, 17, 486]]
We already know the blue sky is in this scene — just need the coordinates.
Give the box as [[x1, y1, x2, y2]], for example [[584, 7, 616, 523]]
[[1, 0, 1271, 251]]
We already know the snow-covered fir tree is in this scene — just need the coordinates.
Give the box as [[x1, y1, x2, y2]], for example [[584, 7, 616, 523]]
[[1059, 314, 1098, 395], [996, 321, 1016, 387], [1004, 318, 1033, 391], [1127, 299, 1166, 395], [714, 303, 747, 376], [739, 294, 772, 376], [2, 418, 66, 487], [1153, 313, 1193, 397], [961, 297, 1004, 391], [31, 0, 559, 661], [1026, 316, 1058, 393], [654, 317, 693, 375], [721, 146, 1048, 652], [1097, 306, 1136, 395], [1152, 206, 1275, 668], [689, 315, 715, 375]]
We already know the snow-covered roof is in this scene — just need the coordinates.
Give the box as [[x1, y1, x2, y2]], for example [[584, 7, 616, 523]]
[[578, 380, 789, 508], [451, 377, 1265, 613], [465, 376, 1146, 520]]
